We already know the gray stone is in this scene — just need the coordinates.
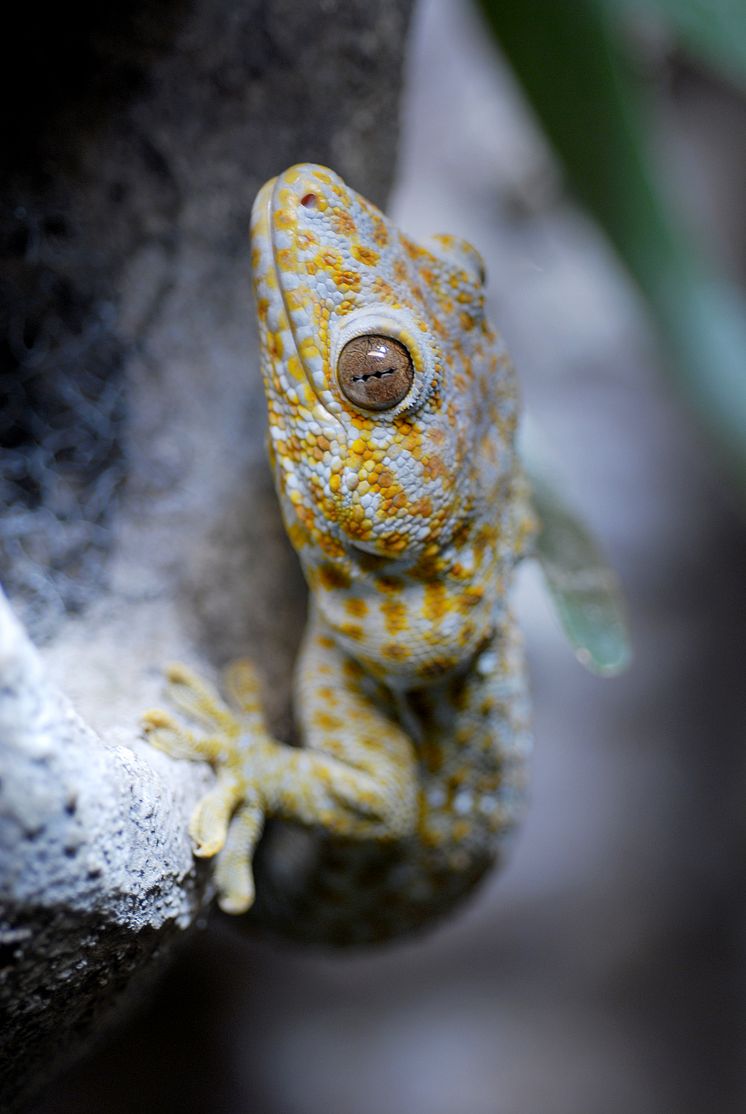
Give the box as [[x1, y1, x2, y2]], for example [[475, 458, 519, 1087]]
[[0, 0, 414, 1107]]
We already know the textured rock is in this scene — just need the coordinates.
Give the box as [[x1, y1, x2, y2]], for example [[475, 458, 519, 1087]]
[[0, 0, 414, 1107], [0, 591, 211, 1104]]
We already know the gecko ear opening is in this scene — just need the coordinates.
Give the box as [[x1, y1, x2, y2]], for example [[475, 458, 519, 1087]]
[[426, 234, 487, 286], [337, 334, 414, 411]]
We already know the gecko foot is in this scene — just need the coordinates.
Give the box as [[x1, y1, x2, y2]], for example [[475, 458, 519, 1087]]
[[143, 659, 273, 914]]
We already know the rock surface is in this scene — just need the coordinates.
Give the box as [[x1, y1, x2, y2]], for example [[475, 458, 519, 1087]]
[[0, 0, 414, 1107]]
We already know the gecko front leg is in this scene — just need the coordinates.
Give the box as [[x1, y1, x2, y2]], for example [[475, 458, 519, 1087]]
[[143, 614, 418, 913]]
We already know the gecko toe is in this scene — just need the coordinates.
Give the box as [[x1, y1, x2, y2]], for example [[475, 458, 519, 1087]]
[[213, 801, 264, 913]]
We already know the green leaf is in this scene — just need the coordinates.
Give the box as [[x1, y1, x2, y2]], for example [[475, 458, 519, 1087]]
[[603, 0, 746, 85], [527, 462, 632, 677], [478, 0, 746, 491]]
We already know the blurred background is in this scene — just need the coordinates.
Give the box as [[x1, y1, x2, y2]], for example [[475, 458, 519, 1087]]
[[10, 0, 746, 1111]]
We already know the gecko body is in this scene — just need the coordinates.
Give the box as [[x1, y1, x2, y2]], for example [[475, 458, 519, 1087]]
[[146, 165, 531, 945]]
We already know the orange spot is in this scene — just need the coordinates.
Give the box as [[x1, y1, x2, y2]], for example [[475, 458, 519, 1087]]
[[351, 244, 379, 266], [371, 277, 396, 301], [344, 597, 368, 618], [377, 467, 396, 491], [296, 230, 318, 251], [423, 583, 449, 623], [342, 658, 365, 680], [267, 332, 284, 360], [335, 269, 361, 292], [372, 220, 389, 247], [339, 622, 364, 642], [316, 247, 343, 271], [318, 564, 351, 591], [314, 712, 343, 731], [381, 598, 408, 635], [392, 259, 408, 283], [457, 587, 484, 612], [401, 236, 425, 261], [331, 208, 357, 236], [410, 496, 432, 518]]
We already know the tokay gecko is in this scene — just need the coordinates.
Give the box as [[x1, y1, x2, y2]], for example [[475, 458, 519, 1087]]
[[144, 164, 629, 945]]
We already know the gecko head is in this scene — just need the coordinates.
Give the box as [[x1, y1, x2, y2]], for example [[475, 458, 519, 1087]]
[[250, 164, 517, 562]]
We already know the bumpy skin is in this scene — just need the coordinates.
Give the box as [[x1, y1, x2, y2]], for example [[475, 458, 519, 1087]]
[[145, 164, 532, 945]]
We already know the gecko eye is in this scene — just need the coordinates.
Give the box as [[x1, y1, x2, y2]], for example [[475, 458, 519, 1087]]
[[337, 334, 414, 411]]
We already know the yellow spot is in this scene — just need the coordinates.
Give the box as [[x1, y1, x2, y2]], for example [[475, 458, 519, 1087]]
[[299, 337, 322, 361], [273, 209, 295, 230], [285, 355, 303, 382], [423, 583, 449, 623], [352, 244, 379, 266], [266, 331, 284, 360], [314, 712, 343, 731], [335, 269, 361, 292], [316, 246, 343, 271], [381, 599, 408, 635]]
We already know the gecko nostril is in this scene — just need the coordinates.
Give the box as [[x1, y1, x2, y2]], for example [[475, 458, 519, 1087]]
[[300, 193, 319, 209]]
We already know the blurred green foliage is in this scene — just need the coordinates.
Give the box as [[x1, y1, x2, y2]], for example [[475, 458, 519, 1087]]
[[478, 0, 746, 490], [606, 0, 746, 84]]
